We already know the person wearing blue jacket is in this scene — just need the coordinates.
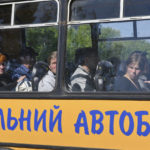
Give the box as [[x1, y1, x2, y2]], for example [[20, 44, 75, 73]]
[[12, 47, 37, 92]]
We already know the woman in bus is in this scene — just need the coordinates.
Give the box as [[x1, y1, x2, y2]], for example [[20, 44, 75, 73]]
[[114, 51, 148, 91], [0, 53, 25, 91]]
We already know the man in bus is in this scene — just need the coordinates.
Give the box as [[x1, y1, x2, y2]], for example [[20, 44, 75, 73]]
[[38, 51, 57, 92], [70, 47, 98, 92]]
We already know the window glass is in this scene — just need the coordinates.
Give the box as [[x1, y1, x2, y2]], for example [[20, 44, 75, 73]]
[[0, 26, 58, 92], [15, 1, 57, 25], [137, 20, 150, 37], [124, 0, 150, 17], [66, 21, 150, 92], [0, 5, 11, 25], [70, 0, 120, 21], [99, 22, 133, 39]]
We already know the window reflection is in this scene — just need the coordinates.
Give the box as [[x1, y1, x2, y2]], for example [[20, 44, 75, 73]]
[[70, 0, 120, 21], [0, 5, 11, 25], [66, 21, 150, 92], [124, 0, 150, 17], [15, 1, 57, 25], [99, 22, 133, 39], [0, 26, 58, 92], [137, 20, 150, 37]]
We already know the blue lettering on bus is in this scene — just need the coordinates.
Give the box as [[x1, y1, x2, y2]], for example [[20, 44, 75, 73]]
[[7, 108, 18, 130], [0, 108, 149, 137], [135, 111, 150, 136], [34, 109, 47, 132], [119, 111, 134, 136], [18, 109, 31, 131], [0, 108, 5, 130], [90, 110, 104, 134], [74, 110, 89, 135], [105, 111, 119, 135], [49, 105, 62, 133]]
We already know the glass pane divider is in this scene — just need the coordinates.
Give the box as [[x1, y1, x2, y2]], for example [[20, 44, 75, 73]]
[[11, 3, 15, 26], [67, 0, 72, 23], [98, 36, 150, 42], [55, 0, 59, 23], [0, 23, 58, 30], [120, 0, 124, 18], [68, 16, 150, 25]]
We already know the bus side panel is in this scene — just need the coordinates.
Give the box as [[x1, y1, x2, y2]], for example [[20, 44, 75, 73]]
[[0, 99, 149, 150]]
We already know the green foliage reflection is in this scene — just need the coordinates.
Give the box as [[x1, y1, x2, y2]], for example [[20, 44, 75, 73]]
[[26, 26, 58, 62]]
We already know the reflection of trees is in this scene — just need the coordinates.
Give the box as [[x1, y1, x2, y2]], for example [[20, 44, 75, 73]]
[[34, 1, 57, 23], [70, 0, 120, 20], [67, 24, 92, 62], [15, 1, 57, 24], [67, 24, 150, 63], [26, 27, 58, 62], [99, 27, 150, 60], [71, 0, 99, 20]]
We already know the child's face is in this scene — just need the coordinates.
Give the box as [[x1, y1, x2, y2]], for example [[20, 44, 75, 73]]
[[21, 55, 36, 68]]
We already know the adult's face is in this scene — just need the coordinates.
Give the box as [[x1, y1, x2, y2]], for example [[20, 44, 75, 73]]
[[126, 63, 141, 80], [86, 53, 99, 72], [0, 63, 5, 75], [49, 58, 57, 74]]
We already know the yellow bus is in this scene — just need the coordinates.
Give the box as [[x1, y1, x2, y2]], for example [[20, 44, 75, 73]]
[[1, 0, 150, 150]]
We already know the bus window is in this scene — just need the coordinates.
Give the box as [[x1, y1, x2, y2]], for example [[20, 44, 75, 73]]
[[15, 0, 57, 25], [65, 24, 92, 91], [0, 0, 58, 92], [0, 26, 58, 92], [137, 20, 150, 37], [65, 20, 150, 92], [99, 22, 133, 38], [70, 0, 120, 21], [0, 5, 11, 25], [124, 0, 150, 17]]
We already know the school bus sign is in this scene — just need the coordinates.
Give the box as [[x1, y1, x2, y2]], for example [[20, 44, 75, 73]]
[[0, 99, 150, 150]]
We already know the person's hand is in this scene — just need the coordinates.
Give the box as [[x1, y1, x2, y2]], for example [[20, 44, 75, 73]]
[[17, 75, 26, 82], [144, 80, 150, 84]]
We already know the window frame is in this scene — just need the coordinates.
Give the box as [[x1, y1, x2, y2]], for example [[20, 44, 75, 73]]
[[68, 0, 150, 25], [0, 0, 61, 98], [0, 0, 59, 29], [1, 0, 150, 100], [65, 0, 150, 99]]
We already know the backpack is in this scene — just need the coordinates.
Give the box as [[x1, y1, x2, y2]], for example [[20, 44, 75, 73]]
[[94, 60, 115, 91], [31, 61, 49, 91], [15, 78, 32, 92]]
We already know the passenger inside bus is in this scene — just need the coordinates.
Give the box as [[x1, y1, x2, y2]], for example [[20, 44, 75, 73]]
[[0, 53, 25, 91], [31, 61, 49, 91], [114, 51, 149, 91], [12, 47, 37, 92], [38, 51, 57, 92], [94, 59, 116, 91], [70, 47, 98, 92]]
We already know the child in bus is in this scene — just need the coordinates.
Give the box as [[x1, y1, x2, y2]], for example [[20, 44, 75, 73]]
[[38, 51, 57, 92], [70, 47, 98, 92], [12, 47, 37, 91], [114, 51, 148, 91], [0, 53, 25, 91]]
